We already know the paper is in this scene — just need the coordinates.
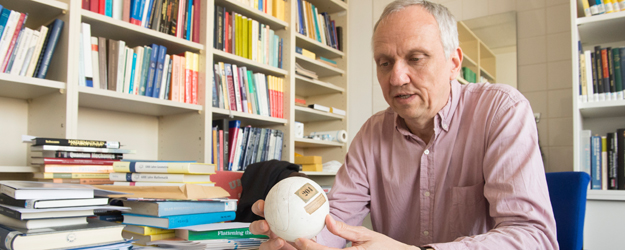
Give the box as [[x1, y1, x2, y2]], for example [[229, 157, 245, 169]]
[[176, 222, 251, 231], [0, 204, 131, 213], [93, 184, 230, 200]]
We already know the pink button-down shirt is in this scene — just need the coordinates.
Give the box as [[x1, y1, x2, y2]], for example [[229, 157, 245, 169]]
[[317, 80, 558, 249]]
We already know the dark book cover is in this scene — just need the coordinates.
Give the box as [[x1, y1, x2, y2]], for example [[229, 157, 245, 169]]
[[617, 129, 625, 190], [601, 48, 611, 94], [595, 46, 604, 94], [97, 37, 108, 89], [591, 52, 598, 95], [607, 132, 618, 190], [608, 47, 616, 94], [215, 6, 223, 50], [145, 43, 159, 97], [34, 18, 63, 79], [213, 119, 229, 172], [613, 48, 622, 93], [336, 26, 343, 51], [169, 0, 179, 36], [150, 0, 163, 31], [107, 39, 118, 91]]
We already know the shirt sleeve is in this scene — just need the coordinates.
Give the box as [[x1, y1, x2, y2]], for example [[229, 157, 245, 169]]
[[315, 123, 373, 248], [429, 98, 558, 250]]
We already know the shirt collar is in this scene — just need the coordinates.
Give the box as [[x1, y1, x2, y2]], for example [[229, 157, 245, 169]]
[[394, 79, 461, 135]]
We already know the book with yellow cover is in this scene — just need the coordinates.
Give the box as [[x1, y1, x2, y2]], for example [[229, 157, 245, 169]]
[[123, 224, 174, 236]]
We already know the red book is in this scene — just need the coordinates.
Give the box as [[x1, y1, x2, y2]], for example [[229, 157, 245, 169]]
[[192, 53, 198, 104], [177, 0, 186, 38], [225, 64, 237, 110], [185, 52, 193, 103], [225, 11, 230, 53], [122, 0, 131, 23], [90, 0, 99, 13], [83, 0, 91, 10], [227, 121, 241, 171], [211, 171, 243, 199], [33, 158, 119, 165], [602, 49, 610, 80], [218, 129, 224, 171], [192, 0, 200, 43], [1, 13, 25, 72], [99, 0, 106, 15]]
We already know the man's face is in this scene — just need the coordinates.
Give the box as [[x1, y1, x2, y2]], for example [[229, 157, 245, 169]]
[[373, 6, 458, 122]]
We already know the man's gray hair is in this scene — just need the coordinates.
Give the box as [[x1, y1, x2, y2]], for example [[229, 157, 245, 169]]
[[373, 0, 458, 59]]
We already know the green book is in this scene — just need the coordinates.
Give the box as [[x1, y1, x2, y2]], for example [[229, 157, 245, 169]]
[[311, 5, 322, 43], [613, 47, 622, 92], [179, 228, 269, 241], [247, 70, 258, 114]]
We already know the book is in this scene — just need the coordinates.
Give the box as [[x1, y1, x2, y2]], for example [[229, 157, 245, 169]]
[[0, 205, 93, 220], [121, 200, 236, 217], [34, 19, 64, 79], [0, 194, 108, 209], [294, 155, 321, 164], [177, 227, 267, 241], [112, 161, 216, 174], [607, 132, 618, 189], [308, 103, 330, 112], [29, 158, 119, 165], [31, 137, 121, 149], [122, 224, 174, 235], [35, 173, 111, 179], [122, 211, 236, 229], [30, 151, 123, 159], [591, 135, 602, 189], [30, 145, 135, 154], [39, 165, 113, 173], [109, 173, 211, 183], [0, 181, 94, 200], [0, 213, 87, 229], [40, 178, 114, 185], [330, 107, 346, 115], [121, 230, 176, 245], [618, 129, 625, 190], [0, 220, 125, 250], [113, 181, 215, 186]]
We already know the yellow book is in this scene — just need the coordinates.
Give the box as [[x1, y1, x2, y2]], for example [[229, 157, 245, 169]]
[[248, 18, 253, 60], [34, 173, 110, 179], [302, 164, 323, 172], [606, 0, 615, 13], [242, 16, 248, 59], [295, 156, 322, 165], [123, 225, 174, 236], [122, 231, 176, 246], [236, 14, 242, 57], [301, 48, 316, 60], [112, 162, 216, 174]]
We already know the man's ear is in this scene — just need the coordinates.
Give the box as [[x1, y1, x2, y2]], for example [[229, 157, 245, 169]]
[[449, 47, 463, 81]]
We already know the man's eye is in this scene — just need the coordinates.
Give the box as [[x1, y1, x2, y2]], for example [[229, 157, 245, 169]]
[[410, 57, 420, 61], [379, 62, 389, 67]]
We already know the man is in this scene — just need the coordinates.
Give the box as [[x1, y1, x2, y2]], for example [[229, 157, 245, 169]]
[[250, 1, 558, 249]]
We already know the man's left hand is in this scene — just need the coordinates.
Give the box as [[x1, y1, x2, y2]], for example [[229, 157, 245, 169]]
[[294, 215, 419, 250]]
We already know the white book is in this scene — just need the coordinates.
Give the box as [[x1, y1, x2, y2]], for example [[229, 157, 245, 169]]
[[584, 50, 594, 102], [580, 130, 592, 177], [252, 20, 258, 62], [90, 37, 100, 89], [317, 13, 326, 46], [9, 27, 32, 75], [81, 23, 93, 86], [123, 47, 134, 94], [26, 26, 48, 77], [231, 127, 244, 171], [116, 41, 126, 92], [159, 56, 171, 99], [0, 11, 20, 66], [232, 64, 243, 112], [268, 29, 274, 67], [18, 30, 39, 76], [78, 34, 87, 87], [141, 0, 151, 28], [112, 0, 123, 20], [0, 214, 87, 229], [133, 46, 144, 95], [113, 182, 215, 187], [267, 129, 277, 161], [171, 55, 180, 102], [109, 173, 211, 183], [255, 73, 268, 116], [0, 181, 95, 200]]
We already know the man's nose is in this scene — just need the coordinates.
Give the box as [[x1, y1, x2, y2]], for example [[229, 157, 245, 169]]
[[389, 61, 410, 86]]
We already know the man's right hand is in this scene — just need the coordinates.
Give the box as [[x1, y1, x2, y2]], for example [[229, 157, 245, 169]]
[[249, 199, 298, 250]]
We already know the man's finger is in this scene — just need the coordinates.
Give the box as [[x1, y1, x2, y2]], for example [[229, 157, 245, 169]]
[[324, 215, 369, 243], [259, 237, 286, 250], [250, 220, 271, 235], [252, 200, 265, 217], [295, 237, 332, 250]]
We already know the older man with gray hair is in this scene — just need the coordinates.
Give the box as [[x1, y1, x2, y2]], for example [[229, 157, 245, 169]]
[[250, 1, 558, 249]]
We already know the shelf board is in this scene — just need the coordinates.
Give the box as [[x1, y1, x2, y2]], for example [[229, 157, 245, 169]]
[[462, 54, 478, 68], [294, 138, 344, 148], [295, 54, 344, 77], [577, 11, 625, 45], [81, 10, 203, 54], [212, 108, 288, 125], [587, 190, 625, 201], [213, 49, 288, 77], [78, 86, 202, 116], [2, 0, 68, 28], [295, 75, 344, 97], [294, 106, 344, 122], [295, 33, 344, 59], [456, 76, 469, 85], [215, 0, 289, 30], [0, 166, 39, 173], [480, 68, 495, 81], [0, 74, 65, 99], [578, 99, 625, 118], [305, 0, 348, 14]]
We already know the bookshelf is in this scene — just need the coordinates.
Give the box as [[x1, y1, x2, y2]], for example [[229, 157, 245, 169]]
[[0, 0, 349, 182], [457, 21, 496, 84], [570, 1, 625, 248]]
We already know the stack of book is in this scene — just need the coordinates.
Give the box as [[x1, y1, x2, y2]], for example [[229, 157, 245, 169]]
[[109, 161, 216, 186], [295, 62, 318, 79], [0, 181, 131, 249], [212, 120, 284, 171], [79, 22, 200, 104], [29, 137, 134, 185], [82, 0, 201, 42], [147, 222, 267, 249], [0, 5, 64, 79]]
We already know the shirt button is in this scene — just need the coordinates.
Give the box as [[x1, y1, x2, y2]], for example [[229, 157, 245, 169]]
[[424, 191, 430, 197], [442, 124, 448, 130], [423, 231, 429, 236], [424, 149, 430, 155]]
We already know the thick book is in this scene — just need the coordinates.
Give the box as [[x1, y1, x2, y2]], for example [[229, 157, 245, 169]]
[[121, 200, 236, 217], [122, 211, 236, 229], [31, 137, 120, 149], [0, 213, 87, 229], [30, 145, 135, 154], [177, 227, 267, 241], [122, 224, 174, 235], [30, 151, 123, 159], [109, 173, 211, 183], [0, 181, 94, 200], [39, 164, 113, 173], [34, 19, 63, 79], [0, 205, 93, 220], [0, 220, 124, 250], [112, 161, 215, 174], [34, 173, 111, 179], [0, 194, 108, 209], [30, 157, 119, 165]]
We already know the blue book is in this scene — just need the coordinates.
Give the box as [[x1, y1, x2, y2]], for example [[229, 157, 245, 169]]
[[151, 45, 167, 98], [122, 211, 236, 229], [122, 200, 236, 217], [128, 52, 137, 94], [186, 0, 193, 40], [144, 0, 155, 28], [591, 135, 602, 190], [105, 0, 113, 17], [297, 0, 305, 36], [139, 45, 151, 95], [144, 44, 159, 97], [259, 0, 263, 11], [228, 120, 241, 171], [164, 56, 173, 99], [34, 19, 64, 79], [129, 0, 145, 25], [0, 7, 8, 41]]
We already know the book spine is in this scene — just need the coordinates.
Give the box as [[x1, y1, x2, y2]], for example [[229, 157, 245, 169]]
[[157, 201, 233, 216], [36, 19, 64, 79], [607, 132, 618, 189], [0, 224, 20, 250], [42, 165, 113, 173], [55, 151, 124, 159], [187, 228, 267, 240], [618, 129, 625, 190], [112, 162, 203, 173], [591, 135, 602, 189], [39, 173, 110, 179], [145, 44, 159, 96], [169, 211, 235, 228], [0, 206, 22, 220], [0, 194, 28, 208], [33, 138, 120, 148]]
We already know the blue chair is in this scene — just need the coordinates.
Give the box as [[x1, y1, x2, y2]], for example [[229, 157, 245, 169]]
[[545, 171, 590, 250]]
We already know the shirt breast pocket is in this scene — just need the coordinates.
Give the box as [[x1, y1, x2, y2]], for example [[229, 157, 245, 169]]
[[450, 182, 489, 237]]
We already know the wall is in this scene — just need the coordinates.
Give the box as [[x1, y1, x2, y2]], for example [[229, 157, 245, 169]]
[[347, 0, 573, 173]]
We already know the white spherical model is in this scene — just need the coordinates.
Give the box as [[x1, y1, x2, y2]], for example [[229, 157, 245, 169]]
[[264, 177, 330, 242]]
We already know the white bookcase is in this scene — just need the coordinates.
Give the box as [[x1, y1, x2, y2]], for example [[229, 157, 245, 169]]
[[0, 0, 348, 184], [570, 1, 625, 248]]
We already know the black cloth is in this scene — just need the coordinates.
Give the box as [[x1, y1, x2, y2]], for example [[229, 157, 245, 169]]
[[234, 160, 302, 222]]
